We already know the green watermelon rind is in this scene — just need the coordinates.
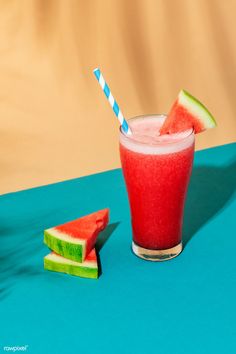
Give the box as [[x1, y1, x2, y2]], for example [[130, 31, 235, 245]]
[[44, 231, 84, 263], [44, 257, 98, 279], [179, 90, 217, 129]]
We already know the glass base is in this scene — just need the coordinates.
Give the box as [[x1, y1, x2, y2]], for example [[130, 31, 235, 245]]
[[132, 241, 182, 261]]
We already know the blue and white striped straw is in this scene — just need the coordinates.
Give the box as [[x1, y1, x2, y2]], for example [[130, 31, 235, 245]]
[[93, 68, 132, 135]]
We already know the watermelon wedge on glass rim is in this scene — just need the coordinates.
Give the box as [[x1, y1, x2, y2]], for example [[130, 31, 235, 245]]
[[160, 89, 216, 135], [44, 249, 98, 279], [44, 209, 109, 263]]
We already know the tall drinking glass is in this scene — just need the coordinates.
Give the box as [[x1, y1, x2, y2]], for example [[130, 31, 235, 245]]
[[119, 114, 194, 261]]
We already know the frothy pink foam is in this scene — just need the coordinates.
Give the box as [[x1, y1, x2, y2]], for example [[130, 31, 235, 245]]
[[129, 115, 192, 145], [120, 115, 194, 155]]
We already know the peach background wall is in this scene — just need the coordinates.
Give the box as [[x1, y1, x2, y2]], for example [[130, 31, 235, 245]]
[[1, 0, 236, 194]]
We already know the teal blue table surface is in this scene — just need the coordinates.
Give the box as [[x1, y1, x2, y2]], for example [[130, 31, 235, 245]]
[[1, 143, 236, 354]]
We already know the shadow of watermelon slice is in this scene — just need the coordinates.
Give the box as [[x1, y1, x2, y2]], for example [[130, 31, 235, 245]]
[[96, 222, 120, 276]]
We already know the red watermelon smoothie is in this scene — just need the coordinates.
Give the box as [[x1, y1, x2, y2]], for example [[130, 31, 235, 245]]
[[119, 115, 194, 261]]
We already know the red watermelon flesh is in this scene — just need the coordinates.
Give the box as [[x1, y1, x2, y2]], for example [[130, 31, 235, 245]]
[[55, 208, 109, 259], [52, 248, 97, 262], [44, 209, 109, 262], [160, 90, 216, 135], [83, 248, 97, 262]]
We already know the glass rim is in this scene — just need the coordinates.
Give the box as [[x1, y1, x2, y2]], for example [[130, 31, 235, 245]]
[[119, 114, 194, 147]]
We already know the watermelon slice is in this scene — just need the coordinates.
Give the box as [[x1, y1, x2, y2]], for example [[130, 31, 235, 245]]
[[44, 209, 109, 263], [44, 249, 98, 279], [160, 89, 216, 135]]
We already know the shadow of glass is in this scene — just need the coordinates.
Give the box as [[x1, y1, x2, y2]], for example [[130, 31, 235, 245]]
[[183, 159, 236, 246]]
